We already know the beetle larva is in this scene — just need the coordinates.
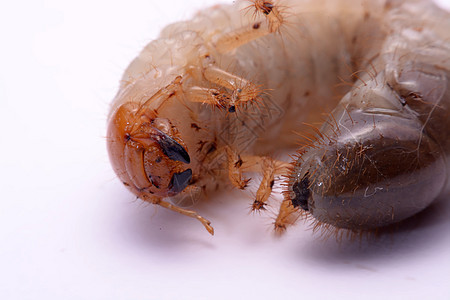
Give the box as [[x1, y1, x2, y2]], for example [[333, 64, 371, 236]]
[[107, 0, 450, 236]]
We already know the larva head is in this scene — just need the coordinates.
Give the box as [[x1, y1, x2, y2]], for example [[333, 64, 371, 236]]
[[286, 109, 447, 230], [107, 102, 192, 198]]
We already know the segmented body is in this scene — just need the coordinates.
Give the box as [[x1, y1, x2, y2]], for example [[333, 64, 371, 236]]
[[107, 0, 450, 235]]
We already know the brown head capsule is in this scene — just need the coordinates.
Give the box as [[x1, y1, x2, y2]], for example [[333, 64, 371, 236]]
[[107, 101, 192, 198]]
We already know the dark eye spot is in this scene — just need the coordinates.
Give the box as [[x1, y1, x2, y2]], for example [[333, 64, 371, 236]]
[[228, 105, 236, 113], [168, 169, 193, 194], [153, 129, 190, 164], [291, 174, 310, 211]]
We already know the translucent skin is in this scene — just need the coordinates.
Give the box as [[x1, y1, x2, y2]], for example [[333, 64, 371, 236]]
[[107, 0, 450, 233], [107, 0, 360, 205], [285, 1, 450, 230]]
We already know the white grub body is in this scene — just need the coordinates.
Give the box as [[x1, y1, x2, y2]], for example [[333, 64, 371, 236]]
[[107, 0, 450, 233]]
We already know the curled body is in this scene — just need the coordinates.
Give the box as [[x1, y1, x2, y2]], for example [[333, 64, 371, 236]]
[[107, 0, 450, 235]]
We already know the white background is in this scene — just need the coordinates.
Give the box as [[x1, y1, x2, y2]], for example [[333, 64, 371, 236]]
[[1, 0, 450, 299]]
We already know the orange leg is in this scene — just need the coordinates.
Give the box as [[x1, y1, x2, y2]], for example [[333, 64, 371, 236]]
[[241, 155, 290, 211], [225, 146, 290, 210], [214, 0, 285, 53], [273, 198, 301, 235], [183, 0, 287, 110]]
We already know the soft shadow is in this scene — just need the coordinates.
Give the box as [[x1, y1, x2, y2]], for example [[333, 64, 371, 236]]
[[115, 199, 217, 252], [110, 188, 258, 255], [296, 192, 450, 265]]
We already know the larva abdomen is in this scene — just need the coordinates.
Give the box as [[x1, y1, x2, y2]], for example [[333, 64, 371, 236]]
[[282, 0, 450, 231]]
